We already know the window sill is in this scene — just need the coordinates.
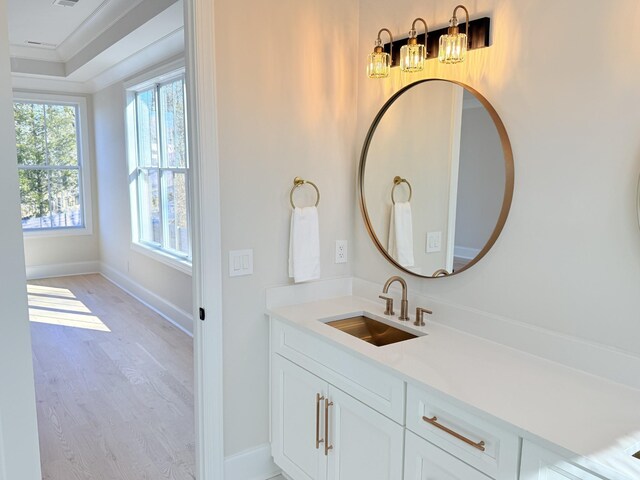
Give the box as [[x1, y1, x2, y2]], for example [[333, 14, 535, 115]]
[[130, 242, 192, 276], [23, 226, 93, 239]]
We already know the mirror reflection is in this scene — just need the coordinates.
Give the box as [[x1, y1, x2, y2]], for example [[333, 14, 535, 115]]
[[360, 79, 513, 278]]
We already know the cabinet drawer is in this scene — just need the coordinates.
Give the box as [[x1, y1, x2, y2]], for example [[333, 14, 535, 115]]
[[520, 440, 608, 480], [271, 318, 405, 424], [406, 384, 520, 480], [404, 430, 491, 480]]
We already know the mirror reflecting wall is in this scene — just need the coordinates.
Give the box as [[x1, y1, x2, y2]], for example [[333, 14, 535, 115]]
[[359, 79, 514, 278]]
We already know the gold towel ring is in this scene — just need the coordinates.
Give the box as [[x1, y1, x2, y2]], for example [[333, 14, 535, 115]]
[[391, 176, 412, 205], [432, 268, 450, 277], [290, 177, 320, 209]]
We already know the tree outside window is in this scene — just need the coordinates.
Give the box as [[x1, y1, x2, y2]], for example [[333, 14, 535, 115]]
[[14, 101, 84, 231]]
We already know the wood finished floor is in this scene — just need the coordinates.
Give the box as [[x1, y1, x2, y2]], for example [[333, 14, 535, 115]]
[[29, 274, 195, 480]]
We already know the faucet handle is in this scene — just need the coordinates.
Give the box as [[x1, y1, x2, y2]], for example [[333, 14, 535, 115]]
[[378, 295, 395, 316], [414, 307, 432, 327]]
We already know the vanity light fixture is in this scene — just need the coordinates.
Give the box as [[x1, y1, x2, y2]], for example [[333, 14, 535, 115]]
[[400, 18, 429, 72], [367, 28, 394, 79], [438, 4, 470, 64]]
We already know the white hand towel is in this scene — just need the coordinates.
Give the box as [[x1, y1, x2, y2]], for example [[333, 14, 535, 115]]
[[388, 202, 414, 267], [288, 206, 321, 283]]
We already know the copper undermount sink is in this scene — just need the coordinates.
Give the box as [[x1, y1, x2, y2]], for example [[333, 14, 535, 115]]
[[325, 314, 422, 347]]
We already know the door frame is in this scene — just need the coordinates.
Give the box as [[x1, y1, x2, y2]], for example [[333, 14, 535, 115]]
[[185, 0, 225, 478]]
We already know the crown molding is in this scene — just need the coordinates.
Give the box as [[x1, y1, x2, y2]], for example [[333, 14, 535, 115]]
[[57, 0, 146, 62]]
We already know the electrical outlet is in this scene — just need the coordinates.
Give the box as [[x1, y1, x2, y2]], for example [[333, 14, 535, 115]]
[[335, 240, 348, 264]]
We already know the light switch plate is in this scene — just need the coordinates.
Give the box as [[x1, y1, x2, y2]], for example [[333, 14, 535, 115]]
[[229, 249, 253, 277], [426, 232, 442, 253]]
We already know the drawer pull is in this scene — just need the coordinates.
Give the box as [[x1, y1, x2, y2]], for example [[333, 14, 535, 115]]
[[316, 394, 325, 449], [325, 399, 334, 456], [422, 415, 486, 452]]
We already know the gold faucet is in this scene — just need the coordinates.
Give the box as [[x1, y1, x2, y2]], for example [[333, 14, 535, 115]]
[[382, 275, 409, 321]]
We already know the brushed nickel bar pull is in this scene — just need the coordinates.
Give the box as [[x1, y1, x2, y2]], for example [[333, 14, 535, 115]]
[[422, 415, 486, 452], [324, 399, 334, 456], [315, 394, 325, 449]]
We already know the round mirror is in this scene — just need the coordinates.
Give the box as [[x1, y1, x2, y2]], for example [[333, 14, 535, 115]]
[[358, 79, 514, 278]]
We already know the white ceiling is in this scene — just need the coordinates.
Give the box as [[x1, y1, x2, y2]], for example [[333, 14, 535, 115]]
[[8, 0, 142, 61], [7, 0, 184, 92]]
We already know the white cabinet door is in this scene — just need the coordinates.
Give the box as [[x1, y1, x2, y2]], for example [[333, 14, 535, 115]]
[[520, 441, 604, 480], [404, 430, 491, 480], [326, 385, 404, 480], [272, 355, 328, 480]]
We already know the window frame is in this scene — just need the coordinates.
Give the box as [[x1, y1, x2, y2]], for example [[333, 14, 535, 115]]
[[125, 62, 192, 275], [13, 92, 93, 238]]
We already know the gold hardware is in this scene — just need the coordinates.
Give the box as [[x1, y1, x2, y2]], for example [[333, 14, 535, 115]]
[[290, 177, 320, 209], [357, 79, 515, 278], [324, 399, 333, 456], [316, 393, 325, 449], [422, 415, 486, 451], [432, 269, 450, 277], [450, 5, 470, 42], [383, 276, 409, 321], [414, 306, 432, 327], [391, 176, 413, 205], [378, 295, 395, 316]]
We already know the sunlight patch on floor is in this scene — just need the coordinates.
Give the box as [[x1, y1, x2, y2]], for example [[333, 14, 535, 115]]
[[28, 284, 111, 332]]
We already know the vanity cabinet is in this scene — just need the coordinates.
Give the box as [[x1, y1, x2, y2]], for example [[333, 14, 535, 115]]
[[269, 316, 617, 480], [519, 441, 604, 480], [271, 354, 404, 480]]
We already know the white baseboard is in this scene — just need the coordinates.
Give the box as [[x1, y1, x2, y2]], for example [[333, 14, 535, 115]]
[[353, 277, 640, 390], [100, 262, 193, 336], [454, 246, 481, 260], [224, 443, 280, 480], [25, 260, 100, 280]]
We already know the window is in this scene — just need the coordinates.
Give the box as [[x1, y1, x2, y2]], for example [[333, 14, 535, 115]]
[[127, 70, 191, 268], [13, 95, 91, 234]]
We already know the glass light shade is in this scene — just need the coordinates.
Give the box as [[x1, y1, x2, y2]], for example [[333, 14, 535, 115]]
[[367, 51, 391, 78], [438, 33, 467, 64], [400, 43, 426, 72]]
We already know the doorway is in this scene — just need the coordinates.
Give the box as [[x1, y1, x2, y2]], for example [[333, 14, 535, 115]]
[[4, 0, 224, 477]]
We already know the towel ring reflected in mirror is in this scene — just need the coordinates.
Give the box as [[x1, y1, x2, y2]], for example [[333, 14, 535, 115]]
[[391, 176, 413, 205], [290, 176, 320, 209]]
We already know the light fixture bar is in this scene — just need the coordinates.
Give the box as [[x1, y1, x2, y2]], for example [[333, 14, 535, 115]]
[[378, 16, 490, 68]]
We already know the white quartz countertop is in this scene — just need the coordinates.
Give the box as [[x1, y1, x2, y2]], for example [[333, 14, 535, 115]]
[[267, 295, 640, 480]]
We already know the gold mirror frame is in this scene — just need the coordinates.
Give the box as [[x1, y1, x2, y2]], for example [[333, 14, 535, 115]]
[[637, 174, 640, 231], [358, 78, 515, 278]]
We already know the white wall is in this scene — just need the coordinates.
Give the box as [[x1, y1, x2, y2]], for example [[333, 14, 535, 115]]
[[93, 78, 193, 322], [0, 1, 42, 478], [455, 101, 505, 253], [213, 0, 358, 455], [355, 0, 640, 356]]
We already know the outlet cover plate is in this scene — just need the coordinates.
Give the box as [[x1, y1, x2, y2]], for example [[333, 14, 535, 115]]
[[335, 240, 348, 264]]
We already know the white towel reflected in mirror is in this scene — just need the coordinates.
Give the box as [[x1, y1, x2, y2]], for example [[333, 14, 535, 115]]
[[388, 202, 414, 268]]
